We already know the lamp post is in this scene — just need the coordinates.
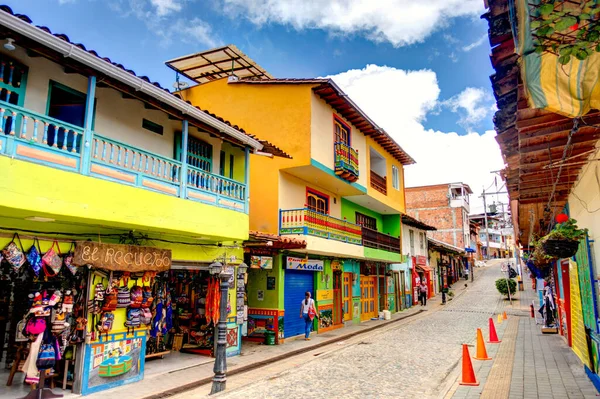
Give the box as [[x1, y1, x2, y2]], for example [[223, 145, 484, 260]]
[[209, 261, 232, 395]]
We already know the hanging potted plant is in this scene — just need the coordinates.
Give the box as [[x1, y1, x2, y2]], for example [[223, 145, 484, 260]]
[[540, 216, 587, 259], [531, 239, 556, 267]]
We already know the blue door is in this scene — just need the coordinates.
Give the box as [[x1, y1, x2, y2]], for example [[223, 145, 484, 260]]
[[284, 269, 315, 338]]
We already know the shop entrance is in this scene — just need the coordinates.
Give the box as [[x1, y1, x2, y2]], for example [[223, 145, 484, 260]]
[[398, 271, 407, 310], [360, 276, 377, 321], [283, 269, 314, 338], [343, 272, 352, 322], [333, 273, 343, 326]]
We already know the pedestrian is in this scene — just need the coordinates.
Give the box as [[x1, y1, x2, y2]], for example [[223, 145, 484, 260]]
[[299, 291, 317, 341], [418, 281, 428, 306]]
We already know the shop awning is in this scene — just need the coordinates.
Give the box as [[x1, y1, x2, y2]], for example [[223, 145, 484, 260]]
[[416, 265, 432, 273]]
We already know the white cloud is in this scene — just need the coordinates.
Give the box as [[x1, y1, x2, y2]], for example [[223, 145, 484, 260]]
[[462, 34, 487, 52], [442, 87, 493, 131], [219, 0, 483, 47], [171, 18, 219, 48], [323, 65, 504, 213], [449, 51, 459, 63], [150, 0, 182, 16]]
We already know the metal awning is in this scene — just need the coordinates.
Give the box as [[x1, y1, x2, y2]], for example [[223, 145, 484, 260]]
[[166, 45, 272, 84]]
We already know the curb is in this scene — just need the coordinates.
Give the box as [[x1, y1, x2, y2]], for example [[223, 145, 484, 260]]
[[143, 308, 426, 399]]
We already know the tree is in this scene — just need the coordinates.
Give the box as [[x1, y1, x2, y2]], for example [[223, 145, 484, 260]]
[[495, 278, 516, 297]]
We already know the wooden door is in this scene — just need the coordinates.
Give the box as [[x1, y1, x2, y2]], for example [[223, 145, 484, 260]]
[[399, 271, 406, 309], [333, 273, 342, 325], [360, 276, 377, 321], [394, 272, 402, 311], [343, 273, 352, 322]]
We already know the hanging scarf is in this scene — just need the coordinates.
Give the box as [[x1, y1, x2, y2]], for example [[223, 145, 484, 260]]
[[213, 278, 220, 323], [205, 278, 212, 325], [150, 301, 163, 338]]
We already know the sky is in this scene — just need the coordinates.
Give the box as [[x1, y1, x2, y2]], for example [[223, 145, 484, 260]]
[[7, 0, 507, 213]]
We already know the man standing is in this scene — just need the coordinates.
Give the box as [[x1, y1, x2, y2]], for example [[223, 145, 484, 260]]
[[418, 281, 428, 306]]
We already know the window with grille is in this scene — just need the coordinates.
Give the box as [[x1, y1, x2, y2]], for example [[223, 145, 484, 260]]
[[356, 212, 377, 230], [186, 136, 212, 172], [306, 188, 329, 214]]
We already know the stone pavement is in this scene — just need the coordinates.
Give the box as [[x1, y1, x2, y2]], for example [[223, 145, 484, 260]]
[[172, 261, 503, 399], [449, 272, 599, 399]]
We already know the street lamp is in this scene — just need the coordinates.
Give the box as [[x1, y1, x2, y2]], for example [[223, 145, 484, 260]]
[[209, 260, 233, 395]]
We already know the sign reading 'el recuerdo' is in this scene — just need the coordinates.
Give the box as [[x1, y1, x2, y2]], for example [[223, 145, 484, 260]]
[[286, 256, 324, 271], [73, 241, 172, 272]]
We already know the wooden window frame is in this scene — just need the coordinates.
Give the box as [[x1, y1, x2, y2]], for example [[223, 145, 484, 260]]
[[355, 212, 377, 230], [306, 187, 330, 214], [392, 165, 400, 190], [333, 115, 351, 146], [142, 118, 164, 135]]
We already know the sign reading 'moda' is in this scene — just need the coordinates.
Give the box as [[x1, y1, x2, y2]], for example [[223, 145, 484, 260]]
[[286, 256, 324, 271], [73, 241, 172, 272]]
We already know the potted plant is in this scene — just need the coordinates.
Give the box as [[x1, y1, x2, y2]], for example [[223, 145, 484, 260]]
[[531, 239, 556, 267], [541, 217, 587, 259], [495, 278, 516, 298]]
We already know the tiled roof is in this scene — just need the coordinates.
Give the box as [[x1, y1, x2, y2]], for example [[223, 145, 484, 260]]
[[0, 5, 290, 158], [246, 230, 307, 249], [401, 214, 436, 231]]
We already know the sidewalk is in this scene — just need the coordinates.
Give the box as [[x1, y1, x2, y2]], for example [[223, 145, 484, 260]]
[[84, 279, 472, 399], [448, 280, 599, 399]]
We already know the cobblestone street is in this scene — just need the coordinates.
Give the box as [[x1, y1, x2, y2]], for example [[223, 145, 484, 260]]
[[175, 260, 507, 399]]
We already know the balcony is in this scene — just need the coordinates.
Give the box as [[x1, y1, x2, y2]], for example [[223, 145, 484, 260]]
[[370, 170, 387, 195], [0, 101, 247, 213], [279, 208, 363, 245], [361, 227, 400, 253], [334, 141, 359, 183]]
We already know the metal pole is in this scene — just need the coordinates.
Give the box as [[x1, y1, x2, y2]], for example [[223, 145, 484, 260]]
[[483, 188, 490, 260], [210, 272, 230, 394]]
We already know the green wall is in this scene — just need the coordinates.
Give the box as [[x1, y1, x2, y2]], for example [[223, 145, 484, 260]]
[[247, 254, 284, 309], [364, 247, 402, 263], [383, 214, 401, 238], [341, 198, 400, 238]]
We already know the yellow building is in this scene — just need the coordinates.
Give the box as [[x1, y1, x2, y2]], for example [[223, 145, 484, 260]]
[[171, 46, 414, 338]]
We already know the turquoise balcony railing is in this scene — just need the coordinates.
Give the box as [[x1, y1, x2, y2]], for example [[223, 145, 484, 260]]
[[0, 100, 247, 213], [279, 208, 363, 245]]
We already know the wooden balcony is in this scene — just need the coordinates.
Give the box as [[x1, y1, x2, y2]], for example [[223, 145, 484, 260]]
[[334, 141, 359, 183], [370, 170, 387, 195], [361, 227, 400, 253], [0, 100, 247, 213], [279, 208, 363, 245]]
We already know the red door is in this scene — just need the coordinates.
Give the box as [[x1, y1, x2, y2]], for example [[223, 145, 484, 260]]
[[560, 259, 572, 347], [333, 272, 343, 325]]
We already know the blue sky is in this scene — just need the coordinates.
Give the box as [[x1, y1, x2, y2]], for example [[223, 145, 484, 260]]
[[5, 0, 505, 210]]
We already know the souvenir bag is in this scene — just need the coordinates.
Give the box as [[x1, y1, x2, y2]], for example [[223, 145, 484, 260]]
[[26, 238, 43, 276], [42, 241, 62, 277], [36, 342, 56, 370], [97, 312, 114, 339], [125, 308, 141, 334], [2, 233, 25, 271], [63, 242, 77, 275], [102, 280, 118, 312], [25, 316, 47, 336], [52, 311, 69, 335], [117, 274, 131, 308], [62, 290, 74, 313], [141, 308, 152, 325], [142, 286, 154, 309], [130, 285, 143, 309]]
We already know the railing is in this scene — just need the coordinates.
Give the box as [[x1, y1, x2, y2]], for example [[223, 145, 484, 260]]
[[0, 102, 84, 171], [334, 142, 359, 182], [187, 165, 246, 201], [361, 227, 400, 253], [279, 208, 363, 245], [370, 170, 387, 195], [0, 100, 247, 213]]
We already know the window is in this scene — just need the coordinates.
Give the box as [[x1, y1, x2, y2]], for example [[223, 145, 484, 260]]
[[356, 212, 377, 230], [334, 116, 351, 145], [219, 150, 225, 176], [229, 154, 234, 179], [409, 230, 415, 254], [47, 81, 87, 128], [419, 232, 425, 249], [306, 188, 329, 214], [392, 165, 400, 190], [142, 118, 164, 135]]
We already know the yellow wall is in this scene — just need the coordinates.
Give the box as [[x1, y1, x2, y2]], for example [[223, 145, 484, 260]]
[[366, 136, 406, 213], [310, 94, 368, 188], [0, 156, 249, 241], [279, 172, 342, 219], [181, 79, 314, 234]]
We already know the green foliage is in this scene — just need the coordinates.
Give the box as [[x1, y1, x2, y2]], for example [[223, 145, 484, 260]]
[[495, 278, 517, 297], [531, 0, 600, 63], [543, 218, 588, 242], [448, 290, 455, 297]]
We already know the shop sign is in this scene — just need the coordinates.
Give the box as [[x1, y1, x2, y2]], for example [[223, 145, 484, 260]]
[[316, 289, 333, 301], [416, 255, 427, 266], [73, 242, 171, 272], [286, 257, 324, 271], [251, 256, 273, 269]]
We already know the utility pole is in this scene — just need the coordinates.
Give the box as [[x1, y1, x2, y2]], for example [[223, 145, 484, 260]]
[[482, 188, 490, 260]]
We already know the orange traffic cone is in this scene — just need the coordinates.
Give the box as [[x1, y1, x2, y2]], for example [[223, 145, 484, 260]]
[[488, 318, 501, 343], [459, 344, 479, 386], [497, 314, 503, 324], [473, 328, 492, 360], [503, 311, 508, 320]]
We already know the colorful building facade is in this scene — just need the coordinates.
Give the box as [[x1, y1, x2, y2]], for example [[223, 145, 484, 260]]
[[171, 46, 415, 338]]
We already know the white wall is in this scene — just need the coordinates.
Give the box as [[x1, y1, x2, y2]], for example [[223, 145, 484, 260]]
[[4, 47, 207, 160], [279, 171, 342, 218], [310, 93, 367, 188], [401, 224, 428, 258]]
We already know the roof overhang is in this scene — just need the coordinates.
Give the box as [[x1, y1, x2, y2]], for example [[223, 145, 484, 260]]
[[401, 213, 437, 231]]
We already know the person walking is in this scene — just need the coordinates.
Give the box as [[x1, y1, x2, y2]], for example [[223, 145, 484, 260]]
[[418, 281, 428, 306], [299, 291, 317, 341]]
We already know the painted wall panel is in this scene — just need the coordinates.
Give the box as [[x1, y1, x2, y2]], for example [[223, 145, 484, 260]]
[[341, 198, 384, 232], [279, 172, 342, 218], [366, 136, 405, 213]]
